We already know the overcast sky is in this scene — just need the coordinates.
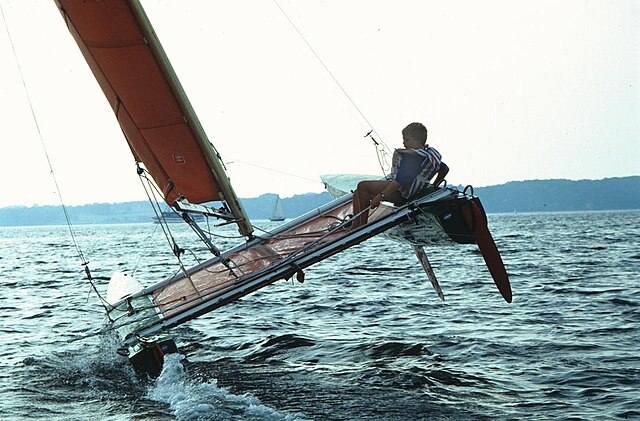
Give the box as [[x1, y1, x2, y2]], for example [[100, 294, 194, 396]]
[[0, 0, 638, 207]]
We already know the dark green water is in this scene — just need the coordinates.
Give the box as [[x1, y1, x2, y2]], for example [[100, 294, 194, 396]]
[[1, 211, 638, 420]]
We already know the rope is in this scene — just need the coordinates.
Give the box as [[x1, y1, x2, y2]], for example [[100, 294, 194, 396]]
[[1, 4, 87, 262], [272, 0, 393, 175], [132, 221, 161, 277], [77, 203, 369, 335], [365, 130, 393, 178], [136, 166, 245, 285], [0, 5, 122, 317], [137, 169, 191, 279], [198, 228, 246, 240], [106, 208, 358, 321], [227, 158, 322, 186]]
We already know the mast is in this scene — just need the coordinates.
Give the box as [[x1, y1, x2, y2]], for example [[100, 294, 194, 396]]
[[127, 1, 252, 237], [54, 0, 253, 237]]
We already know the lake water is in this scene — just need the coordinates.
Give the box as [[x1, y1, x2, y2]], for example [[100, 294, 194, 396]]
[[1, 211, 639, 420]]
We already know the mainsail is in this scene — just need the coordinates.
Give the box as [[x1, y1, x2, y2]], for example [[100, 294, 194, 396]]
[[54, 0, 253, 237]]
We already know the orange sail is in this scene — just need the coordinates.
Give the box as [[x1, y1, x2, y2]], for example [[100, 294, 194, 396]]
[[54, 0, 252, 236]]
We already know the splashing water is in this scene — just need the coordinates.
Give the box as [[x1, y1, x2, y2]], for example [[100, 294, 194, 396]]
[[147, 354, 299, 420]]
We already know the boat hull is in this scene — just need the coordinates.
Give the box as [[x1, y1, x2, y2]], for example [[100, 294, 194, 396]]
[[116, 188, 481, 337], [106, 272, 177, 378], [104, 186, 510, 375]]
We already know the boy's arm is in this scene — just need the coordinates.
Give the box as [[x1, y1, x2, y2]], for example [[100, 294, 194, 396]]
[[432, 162, 449, 187]]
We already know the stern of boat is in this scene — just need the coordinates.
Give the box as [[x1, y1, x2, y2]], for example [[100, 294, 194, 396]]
[[106, 271, 177, 378]]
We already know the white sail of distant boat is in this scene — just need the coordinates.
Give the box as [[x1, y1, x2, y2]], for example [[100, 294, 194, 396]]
[[270, 196, 286, 221], [48, 0, 512, 378]]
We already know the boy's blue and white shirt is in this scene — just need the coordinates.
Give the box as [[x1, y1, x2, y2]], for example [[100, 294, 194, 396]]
[[389, 146, 443, 199]]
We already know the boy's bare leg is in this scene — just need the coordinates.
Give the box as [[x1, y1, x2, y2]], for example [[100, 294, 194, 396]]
[[351, 181, 395, 229]]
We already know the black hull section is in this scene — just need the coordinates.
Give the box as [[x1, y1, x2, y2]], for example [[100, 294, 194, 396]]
[[129, 338, 179, 379], [436, 196, 487, 245]]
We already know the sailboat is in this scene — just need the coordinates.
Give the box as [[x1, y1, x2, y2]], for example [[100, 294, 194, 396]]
[[53, 0, 511, 378], [152, 210, 204, 224], [270, 195, 286, 222]]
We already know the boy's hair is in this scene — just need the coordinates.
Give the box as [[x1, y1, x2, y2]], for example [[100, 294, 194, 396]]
[[402, 122, 428, 145]]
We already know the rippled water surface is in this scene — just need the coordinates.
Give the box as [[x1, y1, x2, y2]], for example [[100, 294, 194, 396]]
[[1, 211, 639, 420]]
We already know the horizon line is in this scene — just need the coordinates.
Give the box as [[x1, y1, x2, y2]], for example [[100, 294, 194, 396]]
[[1, 175, 638, 209]]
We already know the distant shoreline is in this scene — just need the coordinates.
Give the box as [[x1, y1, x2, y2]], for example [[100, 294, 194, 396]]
[[2, 209, 639, 230], [1, 176, 638, 227]]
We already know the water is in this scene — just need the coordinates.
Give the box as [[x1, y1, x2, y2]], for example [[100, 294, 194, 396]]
[[1, 211, 639, 420]]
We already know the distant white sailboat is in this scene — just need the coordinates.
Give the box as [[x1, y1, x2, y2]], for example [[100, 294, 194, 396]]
[[270, 196, 286, 221]]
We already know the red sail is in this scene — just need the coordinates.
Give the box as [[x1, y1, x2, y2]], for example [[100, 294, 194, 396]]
[[54, 1, 229, 205]]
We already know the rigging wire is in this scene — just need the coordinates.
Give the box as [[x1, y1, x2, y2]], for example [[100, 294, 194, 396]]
[[110, 206, 364, 330], [137, 169, 207, 296], [226, 158, 323, 186], [136, 167, 244, 280], [137, 169, 187, 271], [72, 202, 369, 339], [131, 217, 162, 277], [272, 0, 393, 176], [1, 4, 85, 263], [366, 130, 393, 177], [0, 3, 116, 313]]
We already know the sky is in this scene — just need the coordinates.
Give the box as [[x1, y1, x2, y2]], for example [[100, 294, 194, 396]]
[[0, 0, 638, 207]]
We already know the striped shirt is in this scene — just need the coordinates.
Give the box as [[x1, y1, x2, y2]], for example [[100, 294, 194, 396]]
[[389, 146, 443, 199]]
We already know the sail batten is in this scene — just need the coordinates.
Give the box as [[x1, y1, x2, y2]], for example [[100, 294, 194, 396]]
[[55, 0, 253, 236]]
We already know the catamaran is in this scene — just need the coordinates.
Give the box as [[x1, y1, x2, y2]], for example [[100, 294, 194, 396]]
[[53, 0, 511, 378]]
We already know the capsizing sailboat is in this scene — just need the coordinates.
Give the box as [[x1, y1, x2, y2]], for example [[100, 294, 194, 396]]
[[53, 0, 512, 378]]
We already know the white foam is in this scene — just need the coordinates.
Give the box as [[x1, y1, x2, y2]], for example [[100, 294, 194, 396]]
[[147, 354, 299, 420]]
